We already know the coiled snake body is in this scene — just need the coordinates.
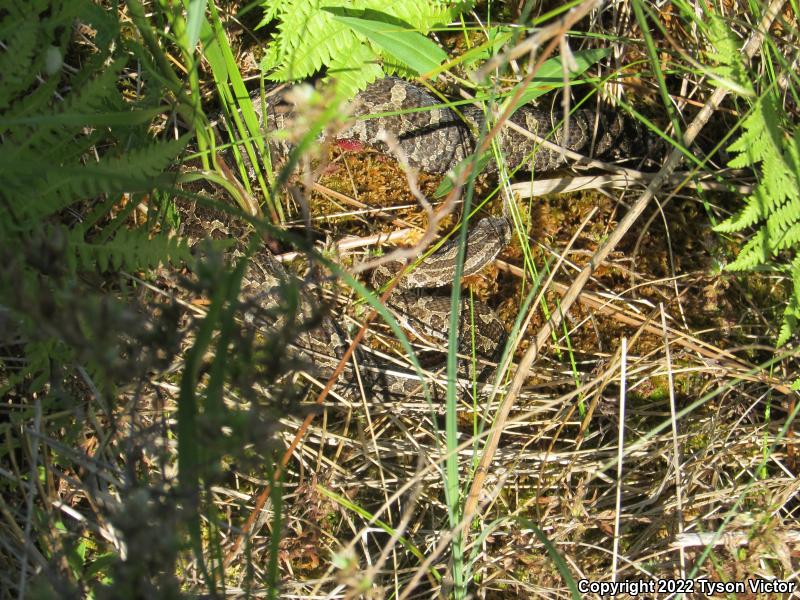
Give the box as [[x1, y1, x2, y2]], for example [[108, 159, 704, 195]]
[[187, 77, 662, 398], [264, 76, 662, 174]]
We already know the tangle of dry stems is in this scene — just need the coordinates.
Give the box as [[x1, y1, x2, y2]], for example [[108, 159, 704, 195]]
[[461, 0, 789, 531]]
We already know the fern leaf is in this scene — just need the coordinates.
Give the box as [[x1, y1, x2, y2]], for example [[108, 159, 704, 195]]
[[792, 256, 800, 300], [257, 0, 291, 27], [718, 86, 800, 344], [53, 137, 188, 206], [261, 0, 457, 98], [327, 38, 384, 97], [0, 18, 41, 111], [71, 226, 192, 274], [777, 260, 800, 345], [765, 198, 800, 250], [727, 99, 779, 167], [61, 57, 128, 116], [387, 0, 454, 30], [762, 150, 798, 212], [725, 229, 770, 271], [266, 0, 360, 81], [5, 136, 188, 227], [719, 96, 799, 238], [777, 310, 796, 347], [704, 12, 751, 94], [714, 193, 764, 233]]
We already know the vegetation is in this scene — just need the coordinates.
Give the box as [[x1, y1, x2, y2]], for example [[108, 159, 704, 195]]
[[259, 0, 464, 96], [1, 0, 798, 598], [712, 81, 800, 345]]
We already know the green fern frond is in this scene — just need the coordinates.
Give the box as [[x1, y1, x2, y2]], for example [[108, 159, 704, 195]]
[[327, 38, 385, 98], [5, 59, 129, 169], [714, 191, 765, 232], [385, 0, 454, 30], [257, 0, 289, 25], [716, 103, 798, 237], [260, 0, 462, 96], [792, 255, 800, 300], [727, 98, 782, 164], [777, 257, 800, 345], [265, 0, 362, 82], [1, 0, 191, 280], [773, 221, 800, 252], [713, 75, 800, 343], [725, 229, 770, 271], [7, 137, 188, 226], [702, 12, 752, 95], [69, 226, 193, 274], [762, 148, 797, 204], [705, 16, 738, 73], [62, 57, 129, 115], [777, 308, 797, 347], [0, 20, 40, 110], [765, 197, 800, 247]]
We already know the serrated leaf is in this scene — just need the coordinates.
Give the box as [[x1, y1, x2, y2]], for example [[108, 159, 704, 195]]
[[778, 294, 800, 346], [257, 0, 287, 28], [713, 195, 763, 233], [327, 39, 384, 98], [725, 230, 769, 271]]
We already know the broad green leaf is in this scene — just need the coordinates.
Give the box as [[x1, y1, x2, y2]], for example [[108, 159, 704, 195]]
[[185, 0, 208, 52], [327, 10, 446, 75]]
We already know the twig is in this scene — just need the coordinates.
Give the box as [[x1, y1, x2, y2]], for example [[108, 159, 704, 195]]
[[508, 171, 754, 197], [611, 337, 628, 582], [671, 529, 800, 549], [275, 229, 414, 264]]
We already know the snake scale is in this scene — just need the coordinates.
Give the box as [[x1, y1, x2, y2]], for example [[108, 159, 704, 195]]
[[263, 76, 663, 174], [183, 77, 663, 399]]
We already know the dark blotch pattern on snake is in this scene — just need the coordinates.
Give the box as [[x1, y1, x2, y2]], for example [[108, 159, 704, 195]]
[[262, 76, 665, 174]]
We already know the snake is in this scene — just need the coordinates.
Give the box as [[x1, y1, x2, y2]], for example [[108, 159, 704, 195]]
[[177, 199, 510, 399], [186, 77, 664, 398], [261, 76, 664, 174]]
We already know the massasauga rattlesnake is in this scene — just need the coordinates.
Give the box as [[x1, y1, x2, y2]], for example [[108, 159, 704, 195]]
[[180, 77, 663, 399], [262, 76, 664, 174]]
